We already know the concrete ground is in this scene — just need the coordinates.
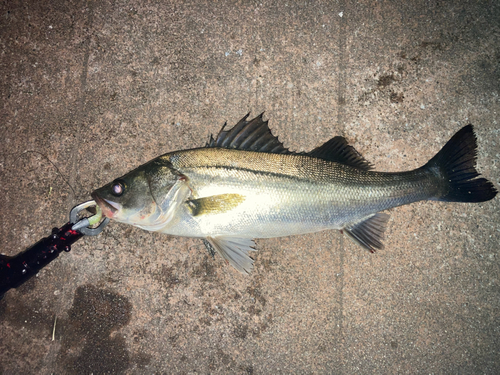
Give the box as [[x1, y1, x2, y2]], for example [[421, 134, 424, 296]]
[[1, 0, 499, 373]]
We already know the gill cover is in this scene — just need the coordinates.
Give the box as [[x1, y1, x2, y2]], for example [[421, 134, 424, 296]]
[[138, 161, 192, 231], [91, 159, 191, 231]]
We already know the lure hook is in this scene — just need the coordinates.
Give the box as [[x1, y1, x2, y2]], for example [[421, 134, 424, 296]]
[[70, 200, 110, 236]]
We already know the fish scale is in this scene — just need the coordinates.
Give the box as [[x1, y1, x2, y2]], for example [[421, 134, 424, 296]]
[[91, 114, 497, 274], [167, 148, 433, 231]]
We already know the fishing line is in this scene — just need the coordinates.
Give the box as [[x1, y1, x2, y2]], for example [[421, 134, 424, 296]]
[[6, 150, 77, 197]]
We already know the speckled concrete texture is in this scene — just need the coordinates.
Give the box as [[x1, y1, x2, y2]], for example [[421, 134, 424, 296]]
[[1, 0, 499, 373]]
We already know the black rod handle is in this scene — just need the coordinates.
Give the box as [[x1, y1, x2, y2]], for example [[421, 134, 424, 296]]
[[0, 222, 83, 299]]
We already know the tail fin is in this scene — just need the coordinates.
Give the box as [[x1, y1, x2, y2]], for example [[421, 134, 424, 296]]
[[425, 125, 497, 202]]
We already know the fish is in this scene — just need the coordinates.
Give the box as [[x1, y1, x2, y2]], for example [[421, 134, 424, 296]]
[[91, 114, 497, 274]]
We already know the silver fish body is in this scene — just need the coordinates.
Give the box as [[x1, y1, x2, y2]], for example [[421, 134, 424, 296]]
[[92, 114, 497, 273], [156, 148, 436, 238]]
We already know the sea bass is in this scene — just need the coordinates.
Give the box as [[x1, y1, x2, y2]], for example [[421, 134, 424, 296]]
[[92, 114, 497, 273]]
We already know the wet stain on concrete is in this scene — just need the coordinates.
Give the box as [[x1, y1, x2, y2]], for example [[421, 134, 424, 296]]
[[0, 292, 53, 335], [377, 74, 395, 88], [58, 284, 134, 374], [390, 91, 404, 103], [191, 256, 218, 282]]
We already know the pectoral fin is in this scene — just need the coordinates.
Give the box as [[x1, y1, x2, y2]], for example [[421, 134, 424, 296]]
[[186, 194, 245, 216], [343, 213, 389, 253], [204, 236, 256, 274]]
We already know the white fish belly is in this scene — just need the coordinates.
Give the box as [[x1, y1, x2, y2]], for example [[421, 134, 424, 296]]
[[161, 179, 360, 239]]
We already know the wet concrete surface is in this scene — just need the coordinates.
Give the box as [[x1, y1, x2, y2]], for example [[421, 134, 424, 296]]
[[1, 0, 499, 373]]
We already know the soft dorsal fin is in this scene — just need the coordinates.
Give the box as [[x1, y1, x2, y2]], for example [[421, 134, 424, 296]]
[[206, 113, 290, 154], [308, 136, 373, 170]]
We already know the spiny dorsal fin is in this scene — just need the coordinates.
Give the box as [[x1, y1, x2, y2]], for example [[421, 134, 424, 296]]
[[308, 136, 373, 170], [206, 113, 290, 154], [343, 213, 389, 253]]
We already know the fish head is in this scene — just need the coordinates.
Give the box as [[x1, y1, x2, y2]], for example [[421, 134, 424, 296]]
[[91, 159, 185, 228]]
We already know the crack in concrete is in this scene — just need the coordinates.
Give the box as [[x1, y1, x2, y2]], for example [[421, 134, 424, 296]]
[[335, 0, 347, 371], [67, 1, 94, 209]]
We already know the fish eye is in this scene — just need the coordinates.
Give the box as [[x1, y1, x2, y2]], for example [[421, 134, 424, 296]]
[[111, 180, 126, 197]]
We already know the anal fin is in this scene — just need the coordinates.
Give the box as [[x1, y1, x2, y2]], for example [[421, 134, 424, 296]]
[[204, 236, 256, 274], [343, 213, 390, 253]]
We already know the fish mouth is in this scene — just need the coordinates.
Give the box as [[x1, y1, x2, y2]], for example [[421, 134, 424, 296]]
[[91, 192, 121, 218]]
